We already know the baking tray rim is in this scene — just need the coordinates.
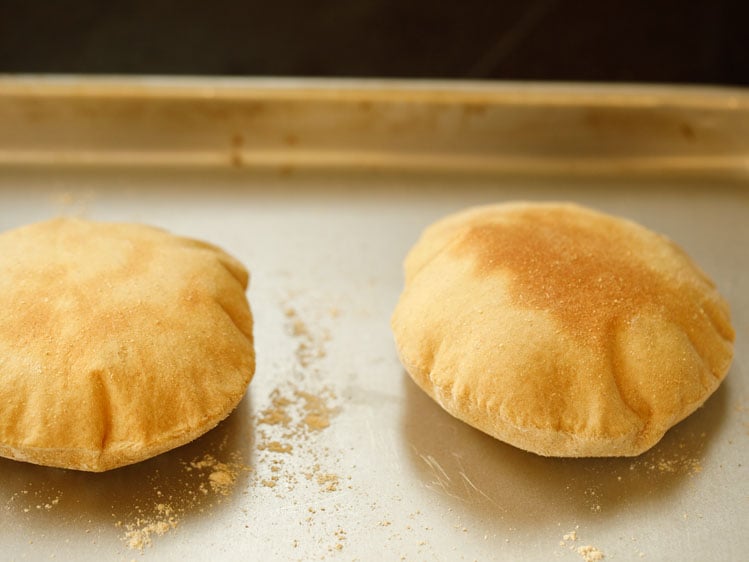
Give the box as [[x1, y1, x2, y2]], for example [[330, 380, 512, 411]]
[[0, 74, 748, 108]]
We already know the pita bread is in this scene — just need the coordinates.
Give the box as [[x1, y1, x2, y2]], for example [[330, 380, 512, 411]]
[[0, 218, 255, 471], [392, 202, 734, 457]]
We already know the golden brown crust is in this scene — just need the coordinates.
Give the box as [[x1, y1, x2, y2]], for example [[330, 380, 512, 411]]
[[392, 202, 734, 457], [0, 218, 255, 471]]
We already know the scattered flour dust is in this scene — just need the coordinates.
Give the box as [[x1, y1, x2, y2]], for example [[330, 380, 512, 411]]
[[560, 527, 606, 561], [562, 529, 578, 543], [186, 453, 245, 496], [577, 545, 605, 561], [283, 304, 330, 368], [628, 432, 706, 477], [118, 449, 250, 551], [5, 484, 63, 514], [119, 503, 177, 550], [119, 294, 343, 554], [252, 295, 343, 497], [314, 470, 341, 492], [253, 295, 351, 557], [297, 389, 335, 431], [254, 382, 341, 494]]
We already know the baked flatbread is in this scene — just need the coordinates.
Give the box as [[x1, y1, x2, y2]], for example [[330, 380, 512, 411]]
[[0, 218, 255, 471], [392, 202, 734, 456]]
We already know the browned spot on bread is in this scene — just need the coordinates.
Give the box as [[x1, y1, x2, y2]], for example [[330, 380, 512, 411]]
[[455, 206, 733, 359]]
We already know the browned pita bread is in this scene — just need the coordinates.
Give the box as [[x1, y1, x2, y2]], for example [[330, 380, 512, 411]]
[[392, 202, 734, 456], [0, 218, 255, 471]]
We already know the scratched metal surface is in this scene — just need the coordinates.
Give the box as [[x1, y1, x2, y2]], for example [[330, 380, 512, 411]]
[[0, 78, 747, 562]]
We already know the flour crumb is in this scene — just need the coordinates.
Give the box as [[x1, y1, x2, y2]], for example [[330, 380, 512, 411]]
[[189, 454, 243, 496], [122, 513, 177, 551], [258, 392, 293, 426], [254, 382, 340, 495], [316, 473, 340, 492], [283, 306, 328, 367], [577, 545, 605, 561], [258, 440, 294, 454], [119, 450, 248, 550], [296, 389, 336, 431], [564, 530, 578, 542]]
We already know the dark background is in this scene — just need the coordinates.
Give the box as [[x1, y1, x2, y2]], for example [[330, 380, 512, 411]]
[[1, 0, 747, 85]]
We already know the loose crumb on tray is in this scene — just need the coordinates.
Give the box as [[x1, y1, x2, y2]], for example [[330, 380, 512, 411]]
[[577, 545, 605, 561], [118, 449, 250, 551]]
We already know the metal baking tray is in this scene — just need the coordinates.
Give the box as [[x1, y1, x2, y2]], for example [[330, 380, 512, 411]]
[[0, 76, 747, 562]]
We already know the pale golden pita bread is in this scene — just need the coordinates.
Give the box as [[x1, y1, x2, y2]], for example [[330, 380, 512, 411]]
[[0, 218, 255, 471], [392, 202, 734, 457]]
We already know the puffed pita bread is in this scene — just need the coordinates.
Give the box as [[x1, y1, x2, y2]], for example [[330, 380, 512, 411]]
[[0, 218, 255, 471], [392, 202, 734, 457]]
